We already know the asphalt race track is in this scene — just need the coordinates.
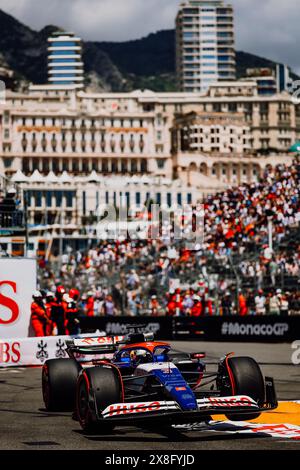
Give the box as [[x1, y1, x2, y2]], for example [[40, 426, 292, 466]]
[[0, 341, 299, 451]]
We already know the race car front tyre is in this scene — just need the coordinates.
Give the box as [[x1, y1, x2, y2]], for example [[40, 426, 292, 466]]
[[42, 359, 81, 411], [76, 366, 122, 434], [221, 356, 265, 421]]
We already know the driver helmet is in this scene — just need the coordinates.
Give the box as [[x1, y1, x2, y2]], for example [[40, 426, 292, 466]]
[[130, 350, 137, 362], [130, 349, 148, 363]]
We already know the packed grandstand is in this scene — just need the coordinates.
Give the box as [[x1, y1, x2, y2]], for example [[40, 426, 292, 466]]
[[20, 160, 299, 336]]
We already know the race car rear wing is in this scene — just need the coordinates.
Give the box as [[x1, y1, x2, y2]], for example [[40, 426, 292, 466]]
[[66, 336, 126, 356], [66, 331, 156, 356]]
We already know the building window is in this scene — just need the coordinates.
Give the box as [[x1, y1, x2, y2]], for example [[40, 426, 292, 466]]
[[46, 191, 52, 207], [65, 191, 74, 208], [141, 160, 147, 173], [131, 161, 137, 173], [3, 111, 9, 124], [22, 159, 30, 174], [135, 192, 141, 205], [56, 191, 63, 208], [157, 159, 165, 169], [82, 191, 86, 215], [3, 158, 13, 168], [82, 160, 89, 173], [35, 191, 42, 208]]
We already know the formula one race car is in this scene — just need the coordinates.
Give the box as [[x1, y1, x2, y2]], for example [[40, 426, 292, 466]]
[[42, 327, 278, 433]]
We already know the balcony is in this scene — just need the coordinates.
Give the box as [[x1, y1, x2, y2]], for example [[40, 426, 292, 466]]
[[278, 120, 292, 127], [259, 121, 270, 128]]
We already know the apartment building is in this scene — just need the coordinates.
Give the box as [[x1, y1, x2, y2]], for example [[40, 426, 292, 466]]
[[0, 82, 297, 195]]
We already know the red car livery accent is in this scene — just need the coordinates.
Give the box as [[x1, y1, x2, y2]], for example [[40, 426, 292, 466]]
[[107, 401, 161, 417], [79, 336, 124, 345], [207, 396, 256, 407]]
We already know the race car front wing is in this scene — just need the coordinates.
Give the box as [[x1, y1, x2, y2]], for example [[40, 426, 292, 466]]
[[99, 378, 277, 426]]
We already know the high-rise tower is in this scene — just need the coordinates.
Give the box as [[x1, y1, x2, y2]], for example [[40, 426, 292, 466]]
[[47, 32, 84, 89], [176, 0, 236, 92]]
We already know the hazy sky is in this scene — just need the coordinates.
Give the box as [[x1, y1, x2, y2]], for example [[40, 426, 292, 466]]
[[0, 0, 299, 72]]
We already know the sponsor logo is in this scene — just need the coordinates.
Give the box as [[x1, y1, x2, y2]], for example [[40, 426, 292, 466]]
[[79, 336, 124, 345], [106, 322, 160, 336], [221, 322, 289, 337], [0, 281, 20, 325], [175, 387, 187, 391], [207, 396, 255, 408], [55, 339, 66, 359], [0, 341, 21, 363], [106, 322, 160, 335], [106, 401, 161, 417], [36, 340, 49, 362]]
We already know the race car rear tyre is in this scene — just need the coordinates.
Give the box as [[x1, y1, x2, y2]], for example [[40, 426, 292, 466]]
[[222, 356, 265, 421], [76, 366, 122, 434], [42, 359, 81, 411]]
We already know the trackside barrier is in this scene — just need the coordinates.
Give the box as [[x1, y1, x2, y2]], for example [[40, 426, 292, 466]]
[[2, 316, 300, 367], [0, 332, 106, 367], [79, 315, 300, 343]]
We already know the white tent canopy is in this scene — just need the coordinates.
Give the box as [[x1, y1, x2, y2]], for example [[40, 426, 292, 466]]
[[11, 169, 28, 183], [59, 171, 72, 183], [45, 171, 59, 183], [29, 169, 44, 183], [87, 170, 100, 183], [141, 175, 152, 184], [130, 175, 140, 184]]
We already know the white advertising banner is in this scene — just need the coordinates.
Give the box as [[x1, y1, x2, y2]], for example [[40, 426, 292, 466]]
[[0, 259, 37, 338], [0, 333, 107, 367]]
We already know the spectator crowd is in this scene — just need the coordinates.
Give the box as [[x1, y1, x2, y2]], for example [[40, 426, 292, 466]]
[[24, 160, 300, 335]]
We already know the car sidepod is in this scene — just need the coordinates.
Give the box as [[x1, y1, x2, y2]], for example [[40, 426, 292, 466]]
[[137, 362, 198, 411]]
